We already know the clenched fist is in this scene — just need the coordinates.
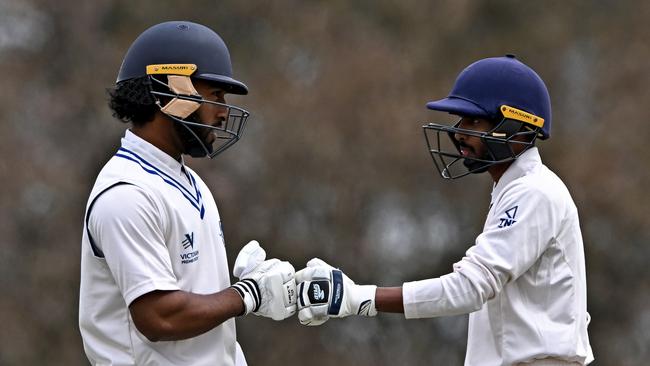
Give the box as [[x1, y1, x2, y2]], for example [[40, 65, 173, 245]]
[[231, 241, 297, 320], [295, 258, 377, 326]]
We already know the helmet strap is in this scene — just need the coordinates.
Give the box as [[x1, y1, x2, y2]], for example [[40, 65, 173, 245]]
[[481, 118, 538, 167], [484, 118, 524, 161]]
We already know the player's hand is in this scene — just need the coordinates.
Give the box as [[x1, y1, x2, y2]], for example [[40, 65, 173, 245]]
[[231, 241, 297, 320], [295, 258, 377, 326]]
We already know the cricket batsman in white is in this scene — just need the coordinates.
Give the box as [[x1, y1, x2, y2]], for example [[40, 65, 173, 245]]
[[79, 21, 296, 366], [295, 55, 594, 365]]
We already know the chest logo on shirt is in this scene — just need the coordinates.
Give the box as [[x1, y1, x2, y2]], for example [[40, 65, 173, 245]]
[[182, 233, 194, 249], [498, 206, 518, 228], [180, 232, 200, 264]]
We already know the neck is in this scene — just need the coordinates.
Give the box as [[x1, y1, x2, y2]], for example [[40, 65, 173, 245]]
[[488, 162, 511, 183], [131, 115, 183, 161], [488, 141, 534, 183]]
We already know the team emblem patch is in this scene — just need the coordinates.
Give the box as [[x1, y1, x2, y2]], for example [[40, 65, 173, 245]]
[[498, 206, 518, 228], [182, 233, 194, 249], [180, 232, 200, 264]]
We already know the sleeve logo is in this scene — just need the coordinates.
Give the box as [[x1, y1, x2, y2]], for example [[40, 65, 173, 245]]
[[498, 206, 518, 228]]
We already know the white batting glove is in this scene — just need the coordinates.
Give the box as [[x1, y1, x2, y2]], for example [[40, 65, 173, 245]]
[[231, 241, 297, 320], [295, 258, 377, 326]]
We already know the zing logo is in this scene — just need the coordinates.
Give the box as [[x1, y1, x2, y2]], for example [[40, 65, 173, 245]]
[[313, 284, 325, 301], [498, 206, 518, 228], [180, 232, 199, 264], [307, 281, 329, 304]]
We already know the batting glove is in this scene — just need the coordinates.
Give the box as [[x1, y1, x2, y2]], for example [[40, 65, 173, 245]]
[[295, 258, 377, 326], [231, 241, 297, 320]]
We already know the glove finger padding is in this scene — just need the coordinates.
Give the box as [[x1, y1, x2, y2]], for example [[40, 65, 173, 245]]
[[298, 306, 329, 326], [305, 257, 333, 269], [296, 264, 335, 326], [233, 240, 266, 278], [251, 260, 297, 320], [295, 260, 333, 284], [297, 275, 333, 326], [295, 258, 378, 326], [231, 241, 297, 320], [266, 261, 297, 309], [253, 258, 281, 273]]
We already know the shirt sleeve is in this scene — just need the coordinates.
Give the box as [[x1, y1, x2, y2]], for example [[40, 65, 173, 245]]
[[88, 184, 180, 306], [403, 182, 556, 319]]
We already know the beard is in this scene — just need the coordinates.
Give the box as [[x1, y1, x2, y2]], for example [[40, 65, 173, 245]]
[[462, 150, 491, 174], [173, 114, 214, 158], [455, 140, 491, 174]]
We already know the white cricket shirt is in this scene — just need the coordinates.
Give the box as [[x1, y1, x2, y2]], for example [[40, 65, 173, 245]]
[[79, 130, 240, 366], [403, 147, 594, 365]]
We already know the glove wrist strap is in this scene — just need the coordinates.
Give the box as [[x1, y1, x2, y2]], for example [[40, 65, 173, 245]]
[[231, 279, 260, 316]]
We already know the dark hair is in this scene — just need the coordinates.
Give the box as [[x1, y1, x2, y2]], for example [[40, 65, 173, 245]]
[[107, 76, 160, 125]]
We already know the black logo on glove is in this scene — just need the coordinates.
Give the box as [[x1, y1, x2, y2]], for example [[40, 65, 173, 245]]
[[307, 281, 330, 304]]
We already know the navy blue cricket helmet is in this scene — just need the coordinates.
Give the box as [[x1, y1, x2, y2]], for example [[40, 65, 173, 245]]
[[426, 54, 550, 139], [115, 21, 250, 158], [117, 21, 248, 95], [422, 55, 551, 179]]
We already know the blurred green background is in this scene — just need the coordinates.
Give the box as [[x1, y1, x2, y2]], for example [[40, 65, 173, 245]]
[[1, 0, 648, 365]]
